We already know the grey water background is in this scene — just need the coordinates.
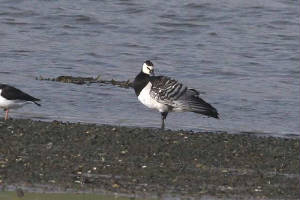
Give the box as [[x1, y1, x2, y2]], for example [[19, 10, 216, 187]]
[[0, 0, 299, 138]]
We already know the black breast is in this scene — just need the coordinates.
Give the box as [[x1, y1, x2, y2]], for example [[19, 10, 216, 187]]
[[133, 72, 150, 96]]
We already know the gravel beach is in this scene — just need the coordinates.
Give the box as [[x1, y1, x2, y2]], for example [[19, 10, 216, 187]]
[[0, 119, 299, 199]]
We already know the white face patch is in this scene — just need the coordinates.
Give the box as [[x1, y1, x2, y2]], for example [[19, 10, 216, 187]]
[[142, 62, 154, 75]]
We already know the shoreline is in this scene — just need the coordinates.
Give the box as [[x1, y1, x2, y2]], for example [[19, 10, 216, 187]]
[[0, 119, 299, 199]]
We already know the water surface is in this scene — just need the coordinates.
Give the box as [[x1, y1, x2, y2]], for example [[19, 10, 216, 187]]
[[0, 0, 299, 137]]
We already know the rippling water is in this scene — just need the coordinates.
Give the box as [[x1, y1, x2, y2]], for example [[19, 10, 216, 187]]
[[0, 0, 299, 138]]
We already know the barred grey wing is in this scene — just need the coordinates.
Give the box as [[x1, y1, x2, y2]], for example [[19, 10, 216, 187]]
[[149, 76, 187, 105], [149, 76, 219, 118]]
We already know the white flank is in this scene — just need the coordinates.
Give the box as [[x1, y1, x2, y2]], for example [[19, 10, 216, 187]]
[[0, 89, 28, 110], [138, 82, 169, 113]]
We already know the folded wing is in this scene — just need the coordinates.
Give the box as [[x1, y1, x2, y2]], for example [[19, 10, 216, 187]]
[[2, 85, 41, 106], [149, 76, 218, 118]]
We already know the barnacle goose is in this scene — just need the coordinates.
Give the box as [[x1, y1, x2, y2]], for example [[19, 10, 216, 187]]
[[0, 84, 41, 120], [133, 60, 219, 130]]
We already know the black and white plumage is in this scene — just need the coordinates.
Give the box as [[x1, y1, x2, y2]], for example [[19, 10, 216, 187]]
[[0, 84, 41, 120], [133, 60, 219, 129]]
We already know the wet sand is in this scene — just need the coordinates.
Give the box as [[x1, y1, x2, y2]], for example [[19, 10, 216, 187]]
[[0, 119, 299, 199]]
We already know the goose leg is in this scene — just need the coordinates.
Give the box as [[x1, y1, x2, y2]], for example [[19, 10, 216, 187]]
[[161, 112, 168, 130], [4, 109, 9, 120]]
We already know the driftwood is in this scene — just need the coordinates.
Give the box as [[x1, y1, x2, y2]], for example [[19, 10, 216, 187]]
[[37, 75, 133, 89]]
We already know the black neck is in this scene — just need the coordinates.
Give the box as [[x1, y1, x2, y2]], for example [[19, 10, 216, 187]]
[[133, 71, 150, 96]]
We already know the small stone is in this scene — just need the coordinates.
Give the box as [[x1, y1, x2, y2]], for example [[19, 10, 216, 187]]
[[16, 188, 24, 198]]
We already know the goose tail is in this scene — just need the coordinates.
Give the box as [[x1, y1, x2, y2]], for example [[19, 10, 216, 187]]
[[188, 95, 219, 119]]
